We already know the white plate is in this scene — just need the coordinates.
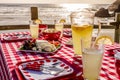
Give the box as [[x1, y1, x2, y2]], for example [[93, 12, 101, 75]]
[[17, 58, 74, 80], [18, 45, 62, 54]]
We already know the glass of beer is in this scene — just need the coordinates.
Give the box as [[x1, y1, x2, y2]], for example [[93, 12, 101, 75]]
[[55, 23, 64, 38], [29, 20, 39, 39], [82, 40, 104, 80], [70, 10, 94, 55]]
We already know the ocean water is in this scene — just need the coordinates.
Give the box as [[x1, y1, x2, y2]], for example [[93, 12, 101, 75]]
[[0, 4, 110, 25]]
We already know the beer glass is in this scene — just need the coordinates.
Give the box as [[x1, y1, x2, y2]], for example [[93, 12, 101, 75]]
[[70, 10, 94, 55], [55, 23, 64, 38], [29, 20, 39, 39]]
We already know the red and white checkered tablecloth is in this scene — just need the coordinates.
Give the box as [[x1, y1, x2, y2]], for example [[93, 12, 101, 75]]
[[0, 31, 120, 80]]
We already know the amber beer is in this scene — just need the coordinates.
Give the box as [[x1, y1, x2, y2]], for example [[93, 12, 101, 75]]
[[71, 25, 93, 55], [70, 11, 94, 55]]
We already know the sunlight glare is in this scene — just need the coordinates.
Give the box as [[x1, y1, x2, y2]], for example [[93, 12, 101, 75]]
[[62, 4, 91, 11]]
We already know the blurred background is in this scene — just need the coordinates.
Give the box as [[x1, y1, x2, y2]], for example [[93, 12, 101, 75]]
[[0, 4, 115, 25]]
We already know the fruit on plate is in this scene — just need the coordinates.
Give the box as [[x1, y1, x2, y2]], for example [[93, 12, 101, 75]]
[[20, 40, 36, 50], [19, 39, 61, 52], [48, 40, 60, 47], [36, 40, 57, 52], [95, 35, 114, 45]]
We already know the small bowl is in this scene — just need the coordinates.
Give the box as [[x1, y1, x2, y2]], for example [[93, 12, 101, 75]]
[[42, 29, 61, 41]]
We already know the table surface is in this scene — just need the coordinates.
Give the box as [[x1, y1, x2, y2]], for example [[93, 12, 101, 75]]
[[0, 31, 120, 80]]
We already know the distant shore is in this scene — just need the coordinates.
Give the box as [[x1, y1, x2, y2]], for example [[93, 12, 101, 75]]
[[0, 4, 110, 25]]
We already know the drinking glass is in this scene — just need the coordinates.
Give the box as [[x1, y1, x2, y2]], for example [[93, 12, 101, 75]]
[[29, 20, 39, 39], [55, 23, 64, 38], [70, 10, 94, 55], [82, 40, 104, 80]]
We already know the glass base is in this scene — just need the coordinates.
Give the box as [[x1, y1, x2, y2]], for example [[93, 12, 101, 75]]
[[74, 54, 82, 58], [74, 54, 82, 56]]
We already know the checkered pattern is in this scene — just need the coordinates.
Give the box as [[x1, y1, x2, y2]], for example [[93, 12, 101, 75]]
[[0, 32, 30, 41], [115, 59, 120, 77], [23, 62, 43, 71], [0, 31, 120, 80]]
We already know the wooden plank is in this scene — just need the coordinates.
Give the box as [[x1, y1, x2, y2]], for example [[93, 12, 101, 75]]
[[0, 25, 71, 30], [0, 24, 116, 30], [31, 7, 38, 20], [0, 25, 29, 30]]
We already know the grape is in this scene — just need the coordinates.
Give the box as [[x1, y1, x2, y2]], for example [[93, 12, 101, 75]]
[[22, 40, 37, 50]]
